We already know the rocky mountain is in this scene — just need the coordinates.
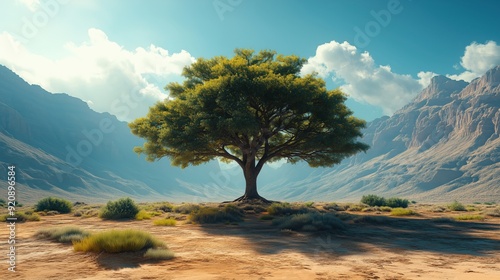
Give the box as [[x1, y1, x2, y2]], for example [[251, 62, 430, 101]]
[[278, 66, 500, 203]]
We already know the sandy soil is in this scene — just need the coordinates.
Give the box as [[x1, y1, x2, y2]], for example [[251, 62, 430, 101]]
[[1, 206, 499, 280]]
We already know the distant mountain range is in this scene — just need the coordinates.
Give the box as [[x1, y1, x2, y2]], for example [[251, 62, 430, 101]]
[[0, 65, 499, 203]]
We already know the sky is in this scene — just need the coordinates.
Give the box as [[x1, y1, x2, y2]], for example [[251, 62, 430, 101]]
[[1, 0, 500, 122]]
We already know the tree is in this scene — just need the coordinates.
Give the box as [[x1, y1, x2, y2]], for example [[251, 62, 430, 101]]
[[129, 49, 369, 202]]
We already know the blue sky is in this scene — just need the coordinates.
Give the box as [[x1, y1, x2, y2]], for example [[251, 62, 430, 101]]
[[1, 0, 500, 122]]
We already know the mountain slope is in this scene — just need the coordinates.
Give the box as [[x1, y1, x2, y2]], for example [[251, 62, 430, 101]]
[[273, 67, 500, 203]]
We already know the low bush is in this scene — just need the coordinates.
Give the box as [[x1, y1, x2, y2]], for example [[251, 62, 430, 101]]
[[390, 208, 417, 216], [323, 203, 346, 211], [0, 211, 40, 222], [272, 212, 345, 231], [36, 226, 90, 243], [189, 205, 244, 224], [144, 248, 175, 260], [361, 194, 386, 207], [379, 206, 392, 212], [73, 229, 165, 253], [135, 210, 152, 220], [153, 218, 176, 226], [267, 202, 310, 216], [99, 197, 139, 220], [345, 203, 365, 212], [447, 201, 466, 211], [173, 204, 200, 214], [455, 215, 485, 221], [34, 197, 72, 213], [361, 195, 409, 208], [385, 197, 409, 208]]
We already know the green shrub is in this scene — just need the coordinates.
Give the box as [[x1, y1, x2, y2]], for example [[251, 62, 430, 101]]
[[304, 201, 315, 208], [135, 210, 152, 220], [153, 218, 176, 226], [390, 208, 417, 216], [448, 201, 466, 211], [385, 197, 409, 208], [36, 226, 90, 243], [0, 211, 40, 222], [267, 202, 310, 216], [73, 229, 165, 253], [361, 195, 386, 207], [272, 212, 345, 231], [455, 215, 485, 221], [99, 197, 139, 220], [35, 197, 72, 213], [345, 203, 365, 211], [144, 248, 175, 260], [189, 205, 244, 224], [173, 204, 200, 214]]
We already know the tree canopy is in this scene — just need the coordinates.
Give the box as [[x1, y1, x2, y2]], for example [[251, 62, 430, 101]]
[[129, 49, 369, 202]]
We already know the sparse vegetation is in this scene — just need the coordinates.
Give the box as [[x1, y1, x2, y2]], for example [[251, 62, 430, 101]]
[[485, 207, 500, 217], [431, 217, 456, 223], [144, 248, 175, 260], [153, 218, 177, 226], [323, 202, 346, 211], [189, 204, 244, 224], [267, 202, 311, 216], [447, 201, 466, 211], [455, 214, 485, 221], [272, 212, 345, 231], [34, 197, 72, 213], [36, 226, 90, 243], [390, 208, 417, 216], [99, 197, 139, 220], [1, 211, 40, 222], [173, 204, 200, 214], [73, 229, 165, 253]]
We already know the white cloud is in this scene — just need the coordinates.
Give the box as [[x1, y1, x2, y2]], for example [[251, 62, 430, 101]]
[[447, 41, 500, 82], [0, 28, 195, 121], [302, 41, 429, 115]]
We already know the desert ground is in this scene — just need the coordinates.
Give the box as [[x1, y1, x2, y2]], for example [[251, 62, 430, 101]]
[[1, 202, 499, 280]]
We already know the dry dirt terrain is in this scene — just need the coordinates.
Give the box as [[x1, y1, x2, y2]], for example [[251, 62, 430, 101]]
[[1, 203, 500, 280]]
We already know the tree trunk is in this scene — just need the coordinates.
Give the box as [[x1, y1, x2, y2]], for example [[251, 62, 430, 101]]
[[232, 156, 271, 203]]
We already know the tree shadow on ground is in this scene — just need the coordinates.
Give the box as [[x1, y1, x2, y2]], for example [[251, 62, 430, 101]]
[[195, 213, 500, 258], [94, 251, 167, 270]]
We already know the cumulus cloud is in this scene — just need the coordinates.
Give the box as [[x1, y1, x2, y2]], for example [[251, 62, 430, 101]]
[[0, 28, 195, 121], [301, 41, 431, 115], [448, 41, 500, 82]]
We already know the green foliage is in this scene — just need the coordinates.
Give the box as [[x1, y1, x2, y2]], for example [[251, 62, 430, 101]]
[[144, 248, 175, 260], [447, 201, 466, 211], [385, 197, 409, 208], [35, 197, 72, 213], [36, 227, 90, 243], [272, 213, 345, 231], [129, 49, 368, 197], [454, 215, 485, 221], [173, 204, 200, 214], [1, 211, 40, 222], [99, 197, 139, 220], [361, 194, 386, 207], [390, 208, 417, 216], [266, 202, 310, 216], [304, 201, 315, 208], [73, 229, 165, 253], [153, 218, 177, 226], [361, 195, 409, 208], [189, 205, 244, 224]]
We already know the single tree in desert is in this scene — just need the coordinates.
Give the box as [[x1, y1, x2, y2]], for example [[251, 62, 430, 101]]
[[129, 49, 369, 202]]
